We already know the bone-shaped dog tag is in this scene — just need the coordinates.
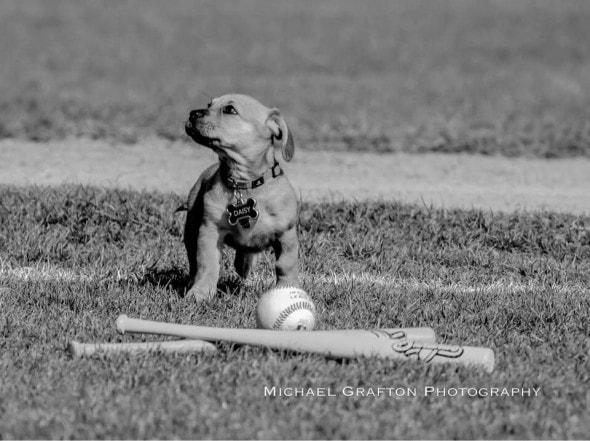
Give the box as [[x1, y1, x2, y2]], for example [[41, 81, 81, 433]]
[[226, 197, 259, 229]]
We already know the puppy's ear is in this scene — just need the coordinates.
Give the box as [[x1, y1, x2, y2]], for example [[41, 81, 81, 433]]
[[266, 109, 295, 162]]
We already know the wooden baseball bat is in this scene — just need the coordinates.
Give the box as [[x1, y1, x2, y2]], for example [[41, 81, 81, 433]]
[[68, 339, 217, 357], [115, 315, 434, 344], [116, 315, 494, 372]]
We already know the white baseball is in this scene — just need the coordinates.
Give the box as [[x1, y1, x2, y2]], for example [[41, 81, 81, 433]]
[[256, 286, 316, 331]]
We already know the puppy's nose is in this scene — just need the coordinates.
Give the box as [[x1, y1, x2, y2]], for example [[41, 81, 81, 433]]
[[189, 109, 207, 121]]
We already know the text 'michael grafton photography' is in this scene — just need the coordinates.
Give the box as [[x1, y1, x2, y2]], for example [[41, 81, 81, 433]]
[[264, 386, 541, 399]]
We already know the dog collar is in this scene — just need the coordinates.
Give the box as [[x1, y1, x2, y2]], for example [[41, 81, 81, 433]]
[[223, 162, 283, 190]]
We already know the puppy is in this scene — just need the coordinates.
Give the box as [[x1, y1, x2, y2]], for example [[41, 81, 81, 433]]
[[183, 94, 299, 301]]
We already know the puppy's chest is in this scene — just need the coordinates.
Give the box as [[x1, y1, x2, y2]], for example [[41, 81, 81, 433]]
[[222, 190, 295, 250], [223, 202, 285, 251]]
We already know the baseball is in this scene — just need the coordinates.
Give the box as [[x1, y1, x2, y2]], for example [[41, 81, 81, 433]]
[[256, 286, 316, 331]]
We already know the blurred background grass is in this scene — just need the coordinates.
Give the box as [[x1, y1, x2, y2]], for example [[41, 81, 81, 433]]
[[1, 0, 589, 157]]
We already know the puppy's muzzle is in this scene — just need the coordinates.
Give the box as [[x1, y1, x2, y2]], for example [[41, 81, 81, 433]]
[[185, 108, 221, 147], [185, 109, 206, 137]]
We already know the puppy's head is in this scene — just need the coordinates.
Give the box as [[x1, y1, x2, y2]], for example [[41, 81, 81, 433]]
[[185, 94, 295, 164]]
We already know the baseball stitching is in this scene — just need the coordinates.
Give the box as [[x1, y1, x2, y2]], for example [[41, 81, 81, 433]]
[[273, 301, 315, 330]]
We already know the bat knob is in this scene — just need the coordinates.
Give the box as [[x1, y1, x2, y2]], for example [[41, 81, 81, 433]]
[[68, 340, 81, 357], [116, 314, 128, 334]]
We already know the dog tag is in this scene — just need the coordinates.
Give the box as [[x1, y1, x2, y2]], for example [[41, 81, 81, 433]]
[[227, 197, 259, 229]]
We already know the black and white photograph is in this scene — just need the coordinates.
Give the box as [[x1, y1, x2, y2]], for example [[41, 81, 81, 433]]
[[0, 1, 588, 439]]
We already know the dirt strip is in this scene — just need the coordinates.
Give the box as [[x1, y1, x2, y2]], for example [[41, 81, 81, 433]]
[[1, 138, 589, 214]]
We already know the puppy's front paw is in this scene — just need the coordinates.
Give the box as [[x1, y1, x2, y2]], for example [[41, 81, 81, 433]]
[[187, 285, 217, 303], [276, 276, 300, 289]]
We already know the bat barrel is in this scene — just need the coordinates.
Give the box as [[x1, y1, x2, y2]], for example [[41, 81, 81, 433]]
[[387, 327, 435, 343], [379, 339, 495, 373]]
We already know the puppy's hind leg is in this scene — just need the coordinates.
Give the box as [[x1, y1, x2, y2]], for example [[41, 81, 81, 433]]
[[234, 250, 258, 279]]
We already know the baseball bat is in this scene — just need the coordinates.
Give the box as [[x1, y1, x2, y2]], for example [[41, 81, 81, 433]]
[[115, 315, 434, 344], [116, 315, 494, 372], [68, 339, 217, 357]]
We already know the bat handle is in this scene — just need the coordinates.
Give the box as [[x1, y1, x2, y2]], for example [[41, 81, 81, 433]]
[[68, 339, 218, 357]]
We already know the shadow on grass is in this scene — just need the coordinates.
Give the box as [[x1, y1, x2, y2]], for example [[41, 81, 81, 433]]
[[140, 267, 244, 299], [139, 267, 188, 296]]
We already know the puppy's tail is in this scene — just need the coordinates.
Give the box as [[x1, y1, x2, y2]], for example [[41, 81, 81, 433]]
[[174, 203, 188, 213]]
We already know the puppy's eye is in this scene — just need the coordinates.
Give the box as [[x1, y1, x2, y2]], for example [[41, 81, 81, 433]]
[[222, 105, 238, 115]]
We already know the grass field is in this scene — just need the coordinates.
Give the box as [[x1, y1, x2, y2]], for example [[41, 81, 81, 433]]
[[0, 185, 588, 439], [1, 0, 590, 157]]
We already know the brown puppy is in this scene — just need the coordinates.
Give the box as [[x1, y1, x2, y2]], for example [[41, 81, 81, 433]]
[[183, 94, 299, 301]]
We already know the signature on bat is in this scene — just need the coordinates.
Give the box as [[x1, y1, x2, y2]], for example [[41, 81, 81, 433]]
[[369, 330, 464, 362], [391, 341, 464, 362]]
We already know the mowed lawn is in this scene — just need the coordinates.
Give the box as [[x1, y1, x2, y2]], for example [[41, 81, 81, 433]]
[[0, 185, 588, 439], [1, 0, 590, 157]]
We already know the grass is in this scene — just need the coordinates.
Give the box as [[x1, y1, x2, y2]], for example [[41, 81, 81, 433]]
[[1, 0, 590, 157], [0, 184, 589, 439]]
